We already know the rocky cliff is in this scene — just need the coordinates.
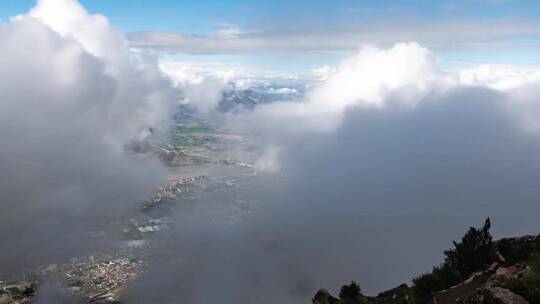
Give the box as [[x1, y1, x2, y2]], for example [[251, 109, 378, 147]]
[[313, 234, 540, 304]]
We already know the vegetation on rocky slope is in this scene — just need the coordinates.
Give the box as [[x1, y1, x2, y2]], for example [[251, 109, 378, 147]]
[[412, 218, 496, 303], [314, 219, 540, 304], [506, 252, 540, 303]]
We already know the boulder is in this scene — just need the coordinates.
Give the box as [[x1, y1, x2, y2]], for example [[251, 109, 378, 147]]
[[0, 294, 11, 304], [484, 265, 525, 288], [313, 289, 340, 304], [496, 235, 540, 265], [465, 287, 529, 304]]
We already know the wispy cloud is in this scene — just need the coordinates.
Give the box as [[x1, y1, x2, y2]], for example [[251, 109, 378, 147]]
[[127, 20, 540, 56]]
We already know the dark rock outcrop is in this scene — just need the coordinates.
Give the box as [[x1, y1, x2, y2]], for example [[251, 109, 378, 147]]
[[464, 287, 528, 304], [313, 289, 340, 304], [497, 236, 540, 265], [0, 281, 35, 304]]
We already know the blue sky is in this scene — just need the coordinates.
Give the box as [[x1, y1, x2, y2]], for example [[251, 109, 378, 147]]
[[2, 0, 540, 71], [2, 0, 538, 32]]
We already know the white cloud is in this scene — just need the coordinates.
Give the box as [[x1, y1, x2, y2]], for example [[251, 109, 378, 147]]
[[216, 25, 250, 38], [310, 65, 337, 81], [266, 87, 299, 94], [459, 64, 540, 90], [159, 61, 229, 114], [307, 42, 448, 110], [17, 0, 178, 146], [0, 0, 175, 268], [21, 0, 126, 70], [223, 42, 540, 178], [233, 78, 258, 90], [127, 20, 540, 56], [227, 42, 540, 138], [159, 61, 210, 85], [230, 42, 454, 133], [158, 60, 313, 114]]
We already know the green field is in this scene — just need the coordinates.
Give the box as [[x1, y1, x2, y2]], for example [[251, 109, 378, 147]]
[[169, 122, 217, 147]]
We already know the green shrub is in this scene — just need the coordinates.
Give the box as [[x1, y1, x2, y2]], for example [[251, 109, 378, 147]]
[[412, 218, 495, 304], [412, 263, 460, 303], [444, 218, 496, 277], [507, 252, 540, 302], [339, 281, 362, 300], [412, 273, 436, 304]]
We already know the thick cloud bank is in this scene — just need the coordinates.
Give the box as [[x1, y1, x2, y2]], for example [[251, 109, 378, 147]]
[[230, 43, 540, 293], [227, 43, 452, 133], [124, 43, 540, 303], [0, 0, 175, 271]]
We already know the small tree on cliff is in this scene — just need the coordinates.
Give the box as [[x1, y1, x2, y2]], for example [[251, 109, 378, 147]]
[[339, 281, 362, 300], [444, 217, 496, 278], [412, 218, 496, 303]]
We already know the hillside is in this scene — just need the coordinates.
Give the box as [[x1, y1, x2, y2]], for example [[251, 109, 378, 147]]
[[313, 220, 540, 304]]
